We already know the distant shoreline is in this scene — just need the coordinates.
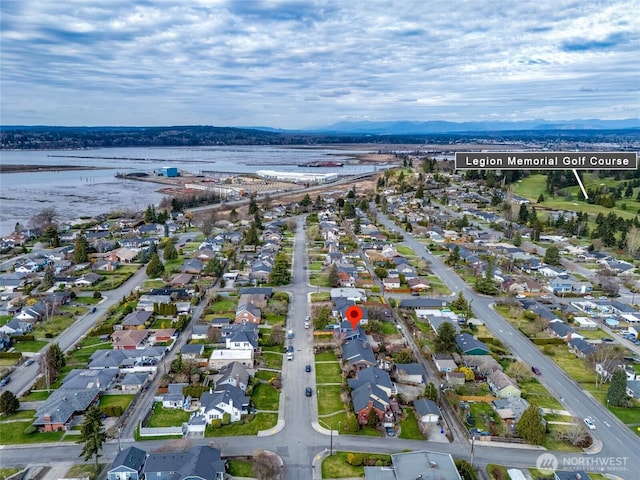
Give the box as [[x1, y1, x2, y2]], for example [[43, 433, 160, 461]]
[[0, 164, 107, 173]]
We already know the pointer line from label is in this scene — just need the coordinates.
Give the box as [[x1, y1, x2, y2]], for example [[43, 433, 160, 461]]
[[573, 169, 588, 200]]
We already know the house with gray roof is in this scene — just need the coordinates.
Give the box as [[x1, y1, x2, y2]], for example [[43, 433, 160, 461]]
[[569, 337, 597, 358], [213, 361, 251, 392], [143, 445, 225, 480], [181, 343, 205, 361], [351, 381, 392, 426], [162, 383, 188, 409], [394, 363, 426, 385], [33, 388, 100, 432], [492, 397, 529, 421], [487, 370, 521, 398], [399, 298, 448, 309], [348, 367, 397, 397], [342, 337, 376, 369], [199, 383, 249, 423], [456, 333, 490, 355], [413, 399, 441, 423], [108, 446, 146, 480], [122, 310, 153, 329], [62, 368, 119, 391], [364, 450, 461, 480]]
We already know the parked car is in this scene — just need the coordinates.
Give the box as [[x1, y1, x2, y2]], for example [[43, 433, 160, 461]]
[[583, 417, 596, 430], [305, 364, 311, 372], [531, 366, 542, 375], [0, 376, 10, 387], [305, 387, 313, 397], [385, 426, 395, 437]]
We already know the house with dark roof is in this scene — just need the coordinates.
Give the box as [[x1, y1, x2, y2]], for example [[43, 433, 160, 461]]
[[143, 445, 225, 480], [341, 337, 376, 370], [351, 381, 392, 426], [235, 303, 262, 324], [395, 363, 426, 385], [213, 361, 251, 392], [455, 333, 490, 355], [548, 320, 582, 342], [413, 398, 441, 423], [121, 310, 153, 330], [199, 384, 250, 423], [348, 367, 397, 397], [62, 368, 119, 391], [399, 298, 448, 309], [108, 446, 147, 480], [364, 450, 461, 480], [568, 337, 597, 358], [33, 388, 100, 431], [487, 370, 521, 398]]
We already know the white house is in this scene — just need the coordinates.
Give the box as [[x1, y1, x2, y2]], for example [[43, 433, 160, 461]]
[[208, 349, 253, 370]]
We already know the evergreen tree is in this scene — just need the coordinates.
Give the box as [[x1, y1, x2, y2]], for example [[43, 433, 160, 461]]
[[607, 369, 628, 407], [229, 208, 239, 222], [543, 245, 561, 266], [163, 240, 178, 260], [0, 390, 20, 415], [248, 196, 259, 215], [434, 322, 457, 353], [146, 252, 164, 278], [144, 204, 157, 223], [77, 405, 107, 469], [244, 222, 259, 245], [269, 252, 291, 285], [328, 264, 339, 288], [42, 265, 55, 290], [299, 194, 313, 211], [537, 193, 545, 203], [204, 257, 224, 277], [446, 245, 461, 267], [74, 233, 89, 263], [516, 404, 546, 444], [415, 184, 424, 199], [353, 216, 361, 234], [513, 232, 522, 247]]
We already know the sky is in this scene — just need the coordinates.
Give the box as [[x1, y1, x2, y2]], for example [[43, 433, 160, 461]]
[[1, 0, 638, 129]]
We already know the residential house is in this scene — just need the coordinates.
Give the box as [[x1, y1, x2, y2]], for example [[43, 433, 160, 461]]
[[348, 367, 397, 397], [433, 354, 457, 373], [548, 320, 583, 342], [364, 450, 461, 480], [33, 388, 100, 431], [407, 277, 430, 292], [225, 328, 258, 351], [162, 383, 188, 409], [111, 330, 150, 350], [16, 302, 47, 322], [569, 337, 597, 358], [62, 368, 118, 391], [399, 298, 448, 310], [121, 310, 153, 330], [235, 303, 262, 324], [181, 343, 205, 361], [0, 318, 33, 336], [107, 446, 147, 480], [143, 446, 226, 480], [395, 363, 426, 385], [462, 355, 502, 376], [487, 370, 521, 398], [199, 384, 250, 423], [120, 372, 150, 393], [136, 294, 172, 312], [351, 381, 392, 426], [208, 349, 253, 370], [414, 398, 441, 423], [191, 324, 211, 340], [181, 258, 203, 274], [456, 333, 490, 355], [341, 337, 376, 370], [75, 272, 102, 286], [330, 287, 367, 303], [383, 277, 401, 290], [491, 397, 529, 421], [213, 361, 251, 392], [626, 380, 640, 400]]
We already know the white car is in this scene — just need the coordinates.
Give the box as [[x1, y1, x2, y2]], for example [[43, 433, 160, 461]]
[[583, 417, 596, 430]]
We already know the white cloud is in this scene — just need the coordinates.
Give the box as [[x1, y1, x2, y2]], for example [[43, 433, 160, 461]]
[[0, 0, 637, 127]]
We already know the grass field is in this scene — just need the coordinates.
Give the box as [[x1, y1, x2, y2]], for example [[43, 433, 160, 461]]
[[0, 421, 65, 445], [0, 410, 36, 421], [314, 361, 342, 383], [98, 394, 134, 411], [205, 413, 278, 436], [322, 452, 391, 478], [316, 385, 343, 415], [11, 340, 49, 353], [315, 351, 338, 362], [398, 407, 424, 440], [251, 383, 280, 411], [227, 459, 253, 477], [146, 403, 190, 427]]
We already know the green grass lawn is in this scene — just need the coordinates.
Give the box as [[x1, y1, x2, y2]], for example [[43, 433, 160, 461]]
[[398, 408, 424, 440], [205, 413, 278, 436], [374, 322, 400, 335], [227, 459, 253, 477], [251, 383, 280, 411], [315, 362, 342, 383], [309, 273, 330, 287], [309, 262, 323, 271], [263, 312, 285, 326], [0, 410, 36, 421], [260, 351, 283, 369], [317, 385, 344, 415], [0, 421, 65, 445], [254, 370, 278, 382], [396, 245, 415, 257], [322, 452, 391, 478], [98, 394, 134, 411], [20, 390, 51, 401], [315, 351, 338, 362], [11, 339, 49, 353], [146, 403, 190, 427], [32, 309, 79, 337], [520, 379, 563, 410], [211, 298, 238, 313], [311, 292, 331, 302]]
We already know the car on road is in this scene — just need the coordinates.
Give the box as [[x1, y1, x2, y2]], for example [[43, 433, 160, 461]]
[[385, 426, 395, 437], [515, 294, 526, 299], [531, 366, 541, 375], [584, 295, 594, 300], [598, 296, 608, 300], [305, 387, 312, 397], [305, 364, 311, 372], [90, 307, 96, 313], [0, 376, 10, 387], [25, 358, 35, 366], [287, 345, 294, 353], [583, 417, 596, 430], [601, 337, 614, 343]]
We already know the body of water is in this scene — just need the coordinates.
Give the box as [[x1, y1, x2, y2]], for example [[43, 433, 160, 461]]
[[0, 146, 379, 235]]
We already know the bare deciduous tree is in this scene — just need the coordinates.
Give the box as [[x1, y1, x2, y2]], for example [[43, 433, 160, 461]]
[[253, 449, 281, 480]]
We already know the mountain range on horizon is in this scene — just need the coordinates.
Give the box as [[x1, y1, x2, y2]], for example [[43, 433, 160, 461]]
[[2, 118, 639, 135]]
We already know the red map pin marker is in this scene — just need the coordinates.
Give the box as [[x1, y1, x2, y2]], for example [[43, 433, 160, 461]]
[[345, 305, 363, 330]]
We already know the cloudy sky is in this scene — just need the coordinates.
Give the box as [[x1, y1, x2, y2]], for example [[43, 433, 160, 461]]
[[1, 0, 638, 128]]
